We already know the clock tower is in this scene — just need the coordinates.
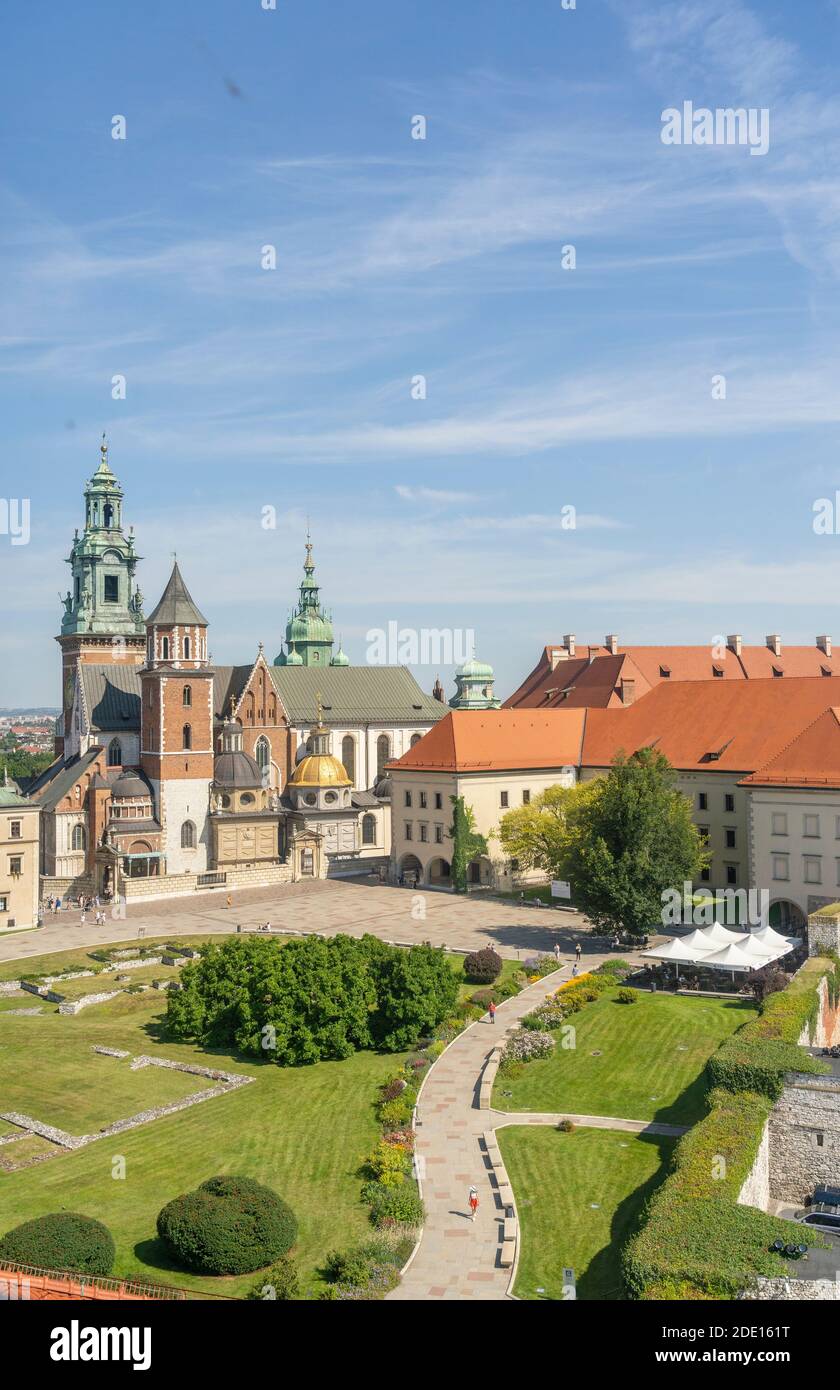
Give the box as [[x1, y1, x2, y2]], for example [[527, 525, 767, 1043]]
[[55, 438, 146, 753]]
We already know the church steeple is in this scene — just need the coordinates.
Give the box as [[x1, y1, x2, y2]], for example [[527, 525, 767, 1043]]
[[60, 436, 145, 640], [274, 532, 335, 667]]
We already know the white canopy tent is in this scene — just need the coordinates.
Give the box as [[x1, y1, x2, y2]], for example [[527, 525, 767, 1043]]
[[642, 923, 794, 984]]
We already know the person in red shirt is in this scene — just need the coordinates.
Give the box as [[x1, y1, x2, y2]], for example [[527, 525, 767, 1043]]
[[468, 1187, 479, 1222]]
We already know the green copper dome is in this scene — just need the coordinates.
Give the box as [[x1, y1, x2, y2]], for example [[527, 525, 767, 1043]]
[[330, 642, 350, 667], [274, 535, 335, 668], [450, 650, 500, 710]]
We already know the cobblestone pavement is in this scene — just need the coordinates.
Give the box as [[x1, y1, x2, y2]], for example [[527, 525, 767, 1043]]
[[0, 879, 601, 967], [388, 959, 654, 1303]]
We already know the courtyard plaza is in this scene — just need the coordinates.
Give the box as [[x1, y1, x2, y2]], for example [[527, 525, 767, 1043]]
[[0, 878, 648, 971]]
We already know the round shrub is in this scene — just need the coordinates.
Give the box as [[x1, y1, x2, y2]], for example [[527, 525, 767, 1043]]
[[464, 947, 503, 984], [556, 1119, 576, 1133], [0, 1213, 115, 1275], [156, 1175, 297, 1275], [616, 987, 639, 1004]]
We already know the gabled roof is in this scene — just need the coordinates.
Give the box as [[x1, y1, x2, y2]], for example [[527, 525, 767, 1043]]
[[80, 665, 142, 732], [146, 562, 208, 627], [388, 708, 587, 773], [741, 707, 840, 789], [33, 747, 104, 812], [581, 677, 840, 774], [0, 786, 33, 809], [212, 665, 253, 721], [268, 665, 444, 726]]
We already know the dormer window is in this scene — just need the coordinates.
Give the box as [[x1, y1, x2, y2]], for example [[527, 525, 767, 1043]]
[[712, 665, 724, 678], [822, 665, 833, 677], [772, 666, 783, 677], [659, 665, 671, 678]]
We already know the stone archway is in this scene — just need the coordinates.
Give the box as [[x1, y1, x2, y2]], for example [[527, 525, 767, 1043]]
[[467, 855, 492, 887], [769, 899, 806, 933], [427, 857, 452, 887], [398, 853, 423, 887]]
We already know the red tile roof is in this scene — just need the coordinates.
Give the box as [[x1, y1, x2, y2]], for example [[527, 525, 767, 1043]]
[[581, 677, 840, 774], [740, 707, 840, 789], [505, 641, 837, 709], [387, 708, 587, 773]]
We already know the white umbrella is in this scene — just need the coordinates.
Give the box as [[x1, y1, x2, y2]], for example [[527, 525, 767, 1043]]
[[749, 925, 795, 953], [701, 941, 765, 972], [680, 929, 724, 955], [642, 937, 708, 964]]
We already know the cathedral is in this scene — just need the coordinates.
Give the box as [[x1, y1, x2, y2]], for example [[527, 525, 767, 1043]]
[[31, 442, 447, 903]]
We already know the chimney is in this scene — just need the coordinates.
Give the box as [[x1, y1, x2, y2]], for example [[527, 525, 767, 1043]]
[[817, 635, 832, 658], [549, 647, 563, 671], [766, 634, 781, 658], [605, 634, 618, 656], [727, 634, 742, 657], [564, 633, 576, 658], [620, 678, 636, 706]]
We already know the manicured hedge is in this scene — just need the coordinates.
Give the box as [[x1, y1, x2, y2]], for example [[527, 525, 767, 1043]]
[[0, 1213, 115, 1275], [157, 1175, 297, 1275], [623, 1088, 822, 1298], [464, 947, 503, 984], [708, 959, 832, 1099]]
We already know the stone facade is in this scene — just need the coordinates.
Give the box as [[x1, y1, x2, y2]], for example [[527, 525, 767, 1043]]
[[768, 1073, 840, 1205]]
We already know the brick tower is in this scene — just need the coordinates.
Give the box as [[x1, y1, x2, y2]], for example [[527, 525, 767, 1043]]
[[56, 436, 146, 753], [140, 562, 214, 876]]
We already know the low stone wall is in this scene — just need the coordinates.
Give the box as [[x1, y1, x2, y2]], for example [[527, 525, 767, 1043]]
[[0, 981, 21, 994], [58, 992, 121, 1015], [769, 1073, 840, 1204], [737, 1122, 770, 1211], [121, 861, 294, 904], [741, 1277, 840, 1301]]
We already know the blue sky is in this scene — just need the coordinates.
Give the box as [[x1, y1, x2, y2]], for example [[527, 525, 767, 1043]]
[[3, 0, 840, 706]]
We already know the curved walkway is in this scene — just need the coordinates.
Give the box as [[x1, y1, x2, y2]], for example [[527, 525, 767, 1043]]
[[389, 962, 678, 1302]]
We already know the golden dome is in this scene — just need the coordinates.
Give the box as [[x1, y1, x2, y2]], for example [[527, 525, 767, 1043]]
[[289, 753, 351, 788]]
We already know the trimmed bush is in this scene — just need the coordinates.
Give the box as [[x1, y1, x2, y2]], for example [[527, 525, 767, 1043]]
[[464, 947, 503, 984], [0, 1213, 115, 1276], [616, 987, 639, 1004], [248, 1254, 300, 1301], [708, 959, 831, 1100], [156, 1175, 297, 1275]]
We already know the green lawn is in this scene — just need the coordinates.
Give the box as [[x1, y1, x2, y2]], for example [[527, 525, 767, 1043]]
[[0, 931, 459, 1298], [494, 991, 756, 1126], [499, 1125, 677, 1300]]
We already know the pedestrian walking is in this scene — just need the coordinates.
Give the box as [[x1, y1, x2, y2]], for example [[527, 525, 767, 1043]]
[[488, 1000, 496, 1025], [553, 943, 561, 962], [575, 941, 582, 962], [468, 1186, 479, 1222], [226, 894, 232, 910], [572, 962, 579, 978], [54, 898, 61, 914], [80, 910, 86, 926]]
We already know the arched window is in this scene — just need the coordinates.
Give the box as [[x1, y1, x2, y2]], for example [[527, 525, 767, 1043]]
[[362, 813, 376, 845], [410, 733, 422, 748], [182, 724, 192, 750], [181, 821, 196, 849], [72, 824, 86, 852], [255, 736, 271, 776], [183, 685, 192, 707], [161, 636, 170, 661], [376, 734, 390, 777], [183, 636, 191, 659], [107, 739, 122, 767], [341, 735, 356, 783]]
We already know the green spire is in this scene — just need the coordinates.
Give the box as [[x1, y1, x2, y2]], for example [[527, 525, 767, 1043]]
[[274, 532, 334, 667], [60, 437, 145, 638]]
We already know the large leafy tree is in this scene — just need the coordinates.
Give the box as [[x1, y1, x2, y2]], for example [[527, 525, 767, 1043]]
[[449, 796, 488, 892], [497, 781, 599, 875], [561, 749, 706, 940]]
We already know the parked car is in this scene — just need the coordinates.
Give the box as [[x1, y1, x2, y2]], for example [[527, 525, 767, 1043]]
[[793, 1205, 840, 1233]]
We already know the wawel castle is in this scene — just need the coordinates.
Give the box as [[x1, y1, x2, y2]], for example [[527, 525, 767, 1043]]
[[27, 441, 450, 905], [5, 439, 840, 931]]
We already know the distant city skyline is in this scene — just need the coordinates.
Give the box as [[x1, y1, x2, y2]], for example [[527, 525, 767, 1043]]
[[4, 0, 840, 705]]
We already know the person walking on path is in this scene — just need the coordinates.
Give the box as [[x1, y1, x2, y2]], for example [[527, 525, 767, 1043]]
[[572, 962, 579, 978], [468, 1186, 479, 1222], [575, 941, 582, 962], [488, 1000, 496, 1025], [226, 894, 232, 910], [553, 943, 561, 963]]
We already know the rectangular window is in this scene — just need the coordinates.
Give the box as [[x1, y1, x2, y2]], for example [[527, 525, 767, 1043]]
[[500, 791, 509, 808], [698, 825, 710, 845], [434, 792, 442, 810], [419, 791, 427, 809], [104, 575, 119, 603], [773, 855, 790, 881], [700, 867, 710, 882], [726, 865, 737, 886], [522, 789, 531, 805], [724, 793, 735, 812], [0, 895, 7, 911], [772, 813, 788, 836], [435, 825, 443, 844], [698, 792, 708, 811], [804, 856, 822, 884], [8, 857, 22, 876], [404, 823, 412, 841], [804, 814, 820, 838], [404, 791, 412, 808], [725, 828, 736, 849], [9, 821, 21, 839], [419, 824, 428, 843]]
